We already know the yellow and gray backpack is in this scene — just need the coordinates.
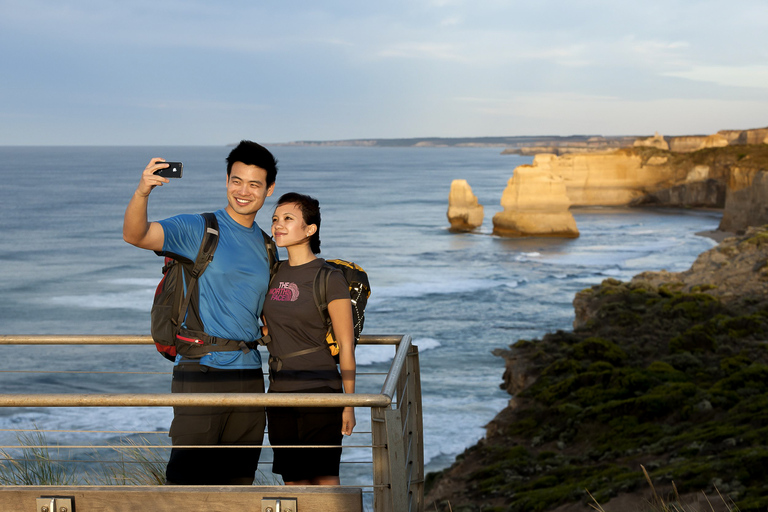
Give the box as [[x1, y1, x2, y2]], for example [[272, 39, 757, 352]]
[[314, 259, 371, 361]]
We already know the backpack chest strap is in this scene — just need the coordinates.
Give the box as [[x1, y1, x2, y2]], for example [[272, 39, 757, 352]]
[[268, 345, 326, 372]]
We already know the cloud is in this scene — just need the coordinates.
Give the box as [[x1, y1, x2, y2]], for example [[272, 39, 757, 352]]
[[377, 42, 467, 62], [664, 65, 768, 89]]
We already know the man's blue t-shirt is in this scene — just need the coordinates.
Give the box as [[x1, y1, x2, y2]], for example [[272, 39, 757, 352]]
[[157, 209, 269, 369]]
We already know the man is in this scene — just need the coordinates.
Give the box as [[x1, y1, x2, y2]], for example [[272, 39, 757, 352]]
[[123, 140, 277, 485]]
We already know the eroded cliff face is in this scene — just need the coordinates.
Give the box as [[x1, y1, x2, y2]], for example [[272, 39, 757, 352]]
[[720, 170, 768, 232], [527, 145, 767, 215], [530, 149, 688, 206], [660, 127, 768, 153]]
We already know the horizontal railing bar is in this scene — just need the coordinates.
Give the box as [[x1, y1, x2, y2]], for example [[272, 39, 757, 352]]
[[0, 370, 170, 375], [0, 444, 375, 450], [0, 428, 375, 436], [0, 335, 150, 345], [0, 392, 390, 408], [0, 334, 403, 345], [0, 429, 169, 434], [2, 457, 375, 466], [0, 484, 388, 490], [0, 370, 388, 376]]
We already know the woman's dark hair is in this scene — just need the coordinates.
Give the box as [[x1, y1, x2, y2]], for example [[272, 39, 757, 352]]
[[276, 192, 321, 254]]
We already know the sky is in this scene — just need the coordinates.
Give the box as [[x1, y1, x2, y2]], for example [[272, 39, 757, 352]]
[[1, 0, 767, 145]]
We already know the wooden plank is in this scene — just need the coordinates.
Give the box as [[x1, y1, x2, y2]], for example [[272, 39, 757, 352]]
[[0, 485, 362, 512]]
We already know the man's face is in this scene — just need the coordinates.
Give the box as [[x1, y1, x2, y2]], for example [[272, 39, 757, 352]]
[[225, 162, 275, 226]]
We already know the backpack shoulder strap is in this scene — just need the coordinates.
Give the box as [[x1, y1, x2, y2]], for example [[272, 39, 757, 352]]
[[312, 263, 335, 329], [176, 213, 219, 328], [261, 228, 279, 277], [192, 213, 219, 277]]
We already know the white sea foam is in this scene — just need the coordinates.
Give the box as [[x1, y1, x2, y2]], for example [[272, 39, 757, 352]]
[[515, 252, 541, 262], [356, 337, 440, 366], [420, 393, 509, 468]]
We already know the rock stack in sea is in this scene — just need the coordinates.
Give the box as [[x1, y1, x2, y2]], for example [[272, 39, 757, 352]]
[[447, 179, 484, 232], [492, 166, 579, 238]]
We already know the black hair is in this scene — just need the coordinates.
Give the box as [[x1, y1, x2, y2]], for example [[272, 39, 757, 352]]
[[225, 140, 278, 186], [276, 192, 321, 254]]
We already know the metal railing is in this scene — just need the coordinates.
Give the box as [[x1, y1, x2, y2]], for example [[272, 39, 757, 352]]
[[0, 334, 424, 512]]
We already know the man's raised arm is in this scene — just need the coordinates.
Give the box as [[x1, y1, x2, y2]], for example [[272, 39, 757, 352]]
[[123, 158, 171, 252]]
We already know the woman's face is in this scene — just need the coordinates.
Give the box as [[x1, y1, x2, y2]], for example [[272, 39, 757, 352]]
[[271, 202, 315, 248]]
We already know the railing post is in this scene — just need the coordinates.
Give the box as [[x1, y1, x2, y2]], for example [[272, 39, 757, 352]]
[[386, 407, 408, 511], [407, 345, 425, 512], [371, 405, 393, 511]]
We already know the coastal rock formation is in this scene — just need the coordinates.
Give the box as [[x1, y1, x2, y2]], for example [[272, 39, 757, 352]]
[[530, 149, 687, 206], [720, 170, 768, 232], [630, 178, 726, 208], [501, 136, 638, 156], [492, 167, 579, 238], [525, 144, 767, 212], [427, 227, 768, 512], [666, 127, 768, 153], [634, 132, 669, 150], [574, 225, 768, 329], [447, 179, 484, 232]]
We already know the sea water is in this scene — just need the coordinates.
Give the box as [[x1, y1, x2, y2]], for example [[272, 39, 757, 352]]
[[0, 146, 721, 490]]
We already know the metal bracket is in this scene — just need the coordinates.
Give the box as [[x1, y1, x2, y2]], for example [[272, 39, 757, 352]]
[[262, 497, 298, 512], [36, 496, 75, 512]]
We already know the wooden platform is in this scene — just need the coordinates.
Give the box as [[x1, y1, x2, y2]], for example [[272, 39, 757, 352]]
[[3, 485, 362, 512]]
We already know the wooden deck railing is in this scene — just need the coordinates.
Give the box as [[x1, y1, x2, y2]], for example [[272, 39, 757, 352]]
[[0, 334, 424, 512]]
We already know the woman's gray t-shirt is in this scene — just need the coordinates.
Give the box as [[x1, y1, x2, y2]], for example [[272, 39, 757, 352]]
[[263, 258, 349, 392]]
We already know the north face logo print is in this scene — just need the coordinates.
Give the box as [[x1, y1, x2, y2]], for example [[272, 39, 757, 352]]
[[269, 282, 300, 302]]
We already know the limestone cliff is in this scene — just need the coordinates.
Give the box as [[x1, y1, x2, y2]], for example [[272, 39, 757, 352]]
[[720, 170, 768, 232], [526, 145, 767, 213], [634, 132, 669, 150], [663, 127, 768, 153], [447, 179, 484, 232], [492, 167, 579, 238], [529, 149, 688, 206]]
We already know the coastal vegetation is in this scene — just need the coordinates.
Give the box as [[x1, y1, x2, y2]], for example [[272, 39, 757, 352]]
[[426, 227, 768, 512], [0, 432, 166, 485]]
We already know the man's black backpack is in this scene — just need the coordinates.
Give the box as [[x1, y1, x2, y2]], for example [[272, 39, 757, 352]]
[[150, 212, 278, 361]]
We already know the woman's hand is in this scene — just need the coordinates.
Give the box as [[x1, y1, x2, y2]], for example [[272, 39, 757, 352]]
[[342, 407, 356, 436]]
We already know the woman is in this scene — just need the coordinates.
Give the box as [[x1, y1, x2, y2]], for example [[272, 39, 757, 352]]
[[262, 192, 356, 485]]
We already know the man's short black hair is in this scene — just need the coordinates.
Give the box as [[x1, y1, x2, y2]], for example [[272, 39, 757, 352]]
[[226, 140, 278, 186]]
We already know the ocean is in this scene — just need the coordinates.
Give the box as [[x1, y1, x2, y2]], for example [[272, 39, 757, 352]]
[[0, 145, 721, 491]]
